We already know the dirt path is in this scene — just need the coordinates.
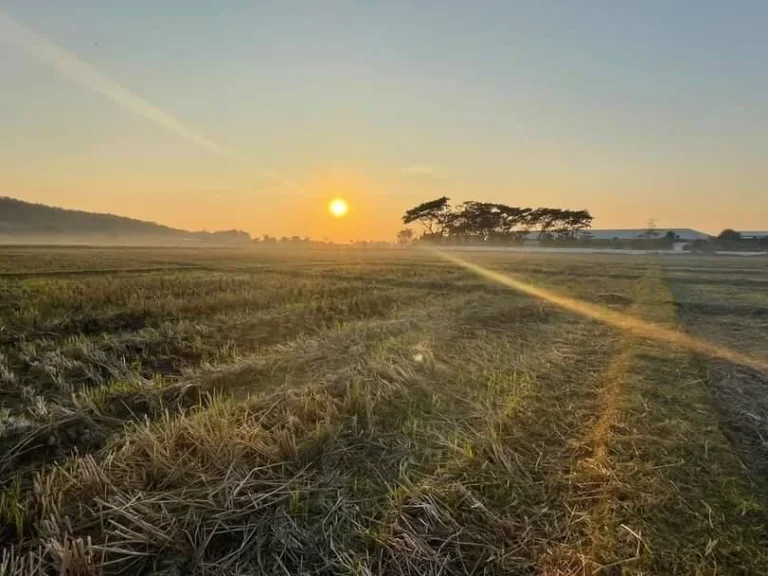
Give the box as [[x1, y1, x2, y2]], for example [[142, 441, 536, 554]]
[[544, 261, 768, 575]]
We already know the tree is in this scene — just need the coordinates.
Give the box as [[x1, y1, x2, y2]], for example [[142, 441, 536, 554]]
[[556, 209, 593, 239], [396, 228, 414, 245], [527, 208, 592, 242], [716, 229, 742, 244], [442, 202, 530, 244], [492, 204, 531, 243], [402, 196, 451, 236], [528, 208, 560, 240], [449, 201, 499, 241]]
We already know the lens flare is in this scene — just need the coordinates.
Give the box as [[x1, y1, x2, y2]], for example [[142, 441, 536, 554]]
[[438, 251, 768, 373]]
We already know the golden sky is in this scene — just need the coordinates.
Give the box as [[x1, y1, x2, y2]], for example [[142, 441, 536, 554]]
[[2, 3, 767, 240]]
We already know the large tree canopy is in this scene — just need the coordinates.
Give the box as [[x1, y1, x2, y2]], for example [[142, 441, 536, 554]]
[[402, 198, 592, 244]]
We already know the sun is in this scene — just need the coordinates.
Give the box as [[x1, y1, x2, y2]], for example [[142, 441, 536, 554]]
[[328, 198, 349, 218]]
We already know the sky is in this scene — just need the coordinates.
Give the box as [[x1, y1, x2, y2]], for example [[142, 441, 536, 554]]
[[1, 1, 767, 241]]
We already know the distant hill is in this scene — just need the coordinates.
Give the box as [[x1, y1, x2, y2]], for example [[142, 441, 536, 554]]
[[0, 197, 251, 245]]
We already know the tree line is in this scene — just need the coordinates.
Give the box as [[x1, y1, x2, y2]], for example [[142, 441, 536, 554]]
[[400, 196, 593, 244]]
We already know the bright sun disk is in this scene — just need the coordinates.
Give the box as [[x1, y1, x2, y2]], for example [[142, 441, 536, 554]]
[[328, 198, 349, 218]]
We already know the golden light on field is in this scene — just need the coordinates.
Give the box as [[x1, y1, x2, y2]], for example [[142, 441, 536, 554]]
[[438, 251, 768, 374], [328, 198, 349, 218]]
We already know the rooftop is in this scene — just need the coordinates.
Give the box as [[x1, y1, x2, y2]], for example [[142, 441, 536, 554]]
[[586, 228, 710, 240], [529, 228, 710, 240]]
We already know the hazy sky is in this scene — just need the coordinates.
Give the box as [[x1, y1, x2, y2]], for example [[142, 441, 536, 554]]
[[2, 1, 767, 240]]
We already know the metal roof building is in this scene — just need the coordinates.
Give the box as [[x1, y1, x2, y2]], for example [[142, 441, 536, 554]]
[[528, 228, 709, 241], [584, 228, 710, 240], [738, 231, 768, 239]]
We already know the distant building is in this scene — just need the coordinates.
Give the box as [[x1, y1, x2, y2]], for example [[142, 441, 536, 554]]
[[738, 231, 768, 240], [584, 228, 710, 241], [526, 228, 709, 241]]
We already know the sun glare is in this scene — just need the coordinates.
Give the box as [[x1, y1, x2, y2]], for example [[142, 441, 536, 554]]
[[328, 198, 349, 218]]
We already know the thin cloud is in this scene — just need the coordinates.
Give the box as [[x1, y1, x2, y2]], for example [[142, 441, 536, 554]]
[[0, 10, 302, 194]]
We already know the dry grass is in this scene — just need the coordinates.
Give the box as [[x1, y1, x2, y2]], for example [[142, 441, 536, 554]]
[[1, 247, 767, 574]]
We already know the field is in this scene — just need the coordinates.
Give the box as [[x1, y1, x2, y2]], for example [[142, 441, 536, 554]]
[[1, 246, 767, 575]]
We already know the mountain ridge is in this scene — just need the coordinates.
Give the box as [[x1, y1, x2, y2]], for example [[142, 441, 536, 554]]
[[0, 196, 251, 244]]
